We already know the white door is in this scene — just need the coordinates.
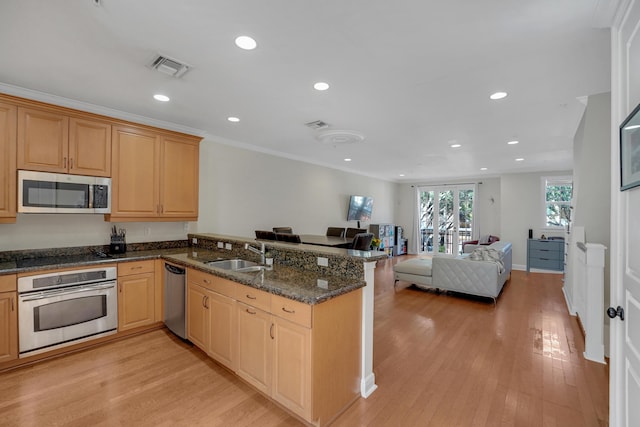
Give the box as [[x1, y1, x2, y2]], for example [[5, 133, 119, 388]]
[[611, 3, 640, 425]]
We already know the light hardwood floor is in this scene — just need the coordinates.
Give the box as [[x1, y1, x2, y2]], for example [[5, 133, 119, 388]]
[[0, 256, 609, 426]]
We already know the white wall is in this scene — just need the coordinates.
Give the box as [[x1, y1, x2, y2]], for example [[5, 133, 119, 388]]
[[0, 139, 396, 252], [500, 171, 571, 268], [195, 139, 396, 238], [0, 214, 188, 251], [572, 91, 611, 303]]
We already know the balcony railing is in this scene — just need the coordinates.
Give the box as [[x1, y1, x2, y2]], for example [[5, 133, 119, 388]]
[[420, 228, 473, 254]]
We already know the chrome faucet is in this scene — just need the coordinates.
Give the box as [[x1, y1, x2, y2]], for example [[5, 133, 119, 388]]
[[244, 242, 265, 264]]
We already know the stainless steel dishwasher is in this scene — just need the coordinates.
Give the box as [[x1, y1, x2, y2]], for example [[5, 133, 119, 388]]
[[164, 263, 186, 339]]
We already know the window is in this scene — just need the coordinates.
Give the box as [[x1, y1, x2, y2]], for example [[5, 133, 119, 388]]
[[543, 176, 572, 228]]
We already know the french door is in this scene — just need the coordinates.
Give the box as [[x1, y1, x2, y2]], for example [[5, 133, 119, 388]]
[[417, 184, 475, 255]]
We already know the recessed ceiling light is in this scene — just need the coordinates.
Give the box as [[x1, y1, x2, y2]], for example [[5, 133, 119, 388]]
[[480, 167, 488, 171], [450, 144, 462, 148], [515, 158, 524, 162], [314, 82, 330, 91], [235, 36, 257, 50], [344, 158, 352, 162], [153, 94, 170, 102], [227, 117, 240, 122], [490, 92, 508, 100], [399, 174, 405, 177], [507, 140, 519, 145]]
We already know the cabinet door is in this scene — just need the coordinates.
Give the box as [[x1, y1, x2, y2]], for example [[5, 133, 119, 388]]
[[236, 302, 272, 395], [17, 107, 69, 173], [187, 283, 209, 350], [272, 316, 312, 419], [0, 102, 16, 223], [69, 117, 111, 177], [0, 291, 18, 363], [118, 272, 155, 331], [208, 292, 236, 370], [159, 135, 199, 219], [110, 125, 160, 218]]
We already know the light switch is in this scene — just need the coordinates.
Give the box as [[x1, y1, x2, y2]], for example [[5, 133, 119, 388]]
[[217, 242, 224, 249], [317, 257, 329, 267], [225, 243, 232, 250]]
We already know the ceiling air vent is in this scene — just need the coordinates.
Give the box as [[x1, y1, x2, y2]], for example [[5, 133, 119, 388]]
[[305, 120, 329, 130], [149, 54, 191, 78]]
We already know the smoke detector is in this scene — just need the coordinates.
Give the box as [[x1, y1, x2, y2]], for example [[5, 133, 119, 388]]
[[148, 54, 191, 78], [316, 130, 365, 145]]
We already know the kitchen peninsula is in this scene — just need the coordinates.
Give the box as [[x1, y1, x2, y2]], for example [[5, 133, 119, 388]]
[[0, 232, 385, 426]]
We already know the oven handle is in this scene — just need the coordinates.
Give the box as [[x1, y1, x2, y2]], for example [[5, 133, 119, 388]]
[[20, 283, 116, 301]]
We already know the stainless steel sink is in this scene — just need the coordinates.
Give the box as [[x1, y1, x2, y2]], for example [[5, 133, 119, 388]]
[[204, 259, 259, 270]]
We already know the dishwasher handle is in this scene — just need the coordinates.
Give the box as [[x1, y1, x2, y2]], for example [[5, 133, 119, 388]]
[[165, 264, 185, 275]]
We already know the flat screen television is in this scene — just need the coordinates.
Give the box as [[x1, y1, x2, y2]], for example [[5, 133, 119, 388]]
[[347, 195, 373, 222]]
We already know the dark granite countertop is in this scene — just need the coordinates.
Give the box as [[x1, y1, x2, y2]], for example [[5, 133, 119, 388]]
[[164, 251, 365, 305], [0, 247, 366, 305]]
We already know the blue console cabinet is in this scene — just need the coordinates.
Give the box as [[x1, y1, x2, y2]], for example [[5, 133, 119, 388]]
[[526, 239, 564, 272]]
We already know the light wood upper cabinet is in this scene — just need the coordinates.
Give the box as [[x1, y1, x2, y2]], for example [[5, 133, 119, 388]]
[[17, 107, 111, 177], [0, 274, 18, 363], [108, 125, 200, 222], [0, 102, 17, 223], [160, 135, 199, 218], [68, 118, 111, 176], [110, 125, 160, 218]]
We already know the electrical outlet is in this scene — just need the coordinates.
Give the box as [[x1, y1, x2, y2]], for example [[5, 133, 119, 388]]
[[217, 242, 224, 249], [225, 243, 232, 250], [317, 257, 329, 267], [144, 227, 151, 236], [192, 237, 198, 245], [317, 279, 329, 289]]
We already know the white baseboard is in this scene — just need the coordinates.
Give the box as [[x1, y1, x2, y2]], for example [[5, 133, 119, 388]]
[[360, 373, 378, 398]]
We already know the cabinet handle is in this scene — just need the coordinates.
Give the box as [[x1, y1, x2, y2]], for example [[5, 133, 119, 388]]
[[202, 295, 206, 308], [160, 205, 164, 214], [119, 283, 122, 293], [281, 307, 295, 314], [70, 158, 74, 169], [11, 297, 14, 311], [246, 294, 256, 300], [203, 279, 211, 284], [270, 323, 274, 339], [63, 157, 67, 168], [246, 308, 256, 315], [131, 266, 143, 270]]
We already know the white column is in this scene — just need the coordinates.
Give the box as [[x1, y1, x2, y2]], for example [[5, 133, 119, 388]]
[[360, 261, 378, 397], [577, 242, 607, 364]]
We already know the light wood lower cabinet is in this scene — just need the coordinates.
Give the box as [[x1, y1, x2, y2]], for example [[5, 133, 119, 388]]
[[187, 269, 237, 370], [186, 282, 209, 350], [0, 274, 18, 363], [117, 260, 156, 331], [185, 267, 362, 426]]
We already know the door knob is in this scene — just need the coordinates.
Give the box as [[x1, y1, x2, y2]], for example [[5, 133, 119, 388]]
[[607, 306, 625, 321]]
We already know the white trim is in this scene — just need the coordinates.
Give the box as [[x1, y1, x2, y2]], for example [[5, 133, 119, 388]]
[[0, 82, 207, 137]]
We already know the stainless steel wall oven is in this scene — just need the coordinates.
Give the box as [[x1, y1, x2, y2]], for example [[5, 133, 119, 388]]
[[18, 266, 117, 357]]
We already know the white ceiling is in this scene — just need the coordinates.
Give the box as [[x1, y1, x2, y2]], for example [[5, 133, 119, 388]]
[[0, 0, 611, 182]]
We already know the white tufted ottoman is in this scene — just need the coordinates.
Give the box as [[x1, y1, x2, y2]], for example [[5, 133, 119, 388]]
[[393, 257, 433, 289]]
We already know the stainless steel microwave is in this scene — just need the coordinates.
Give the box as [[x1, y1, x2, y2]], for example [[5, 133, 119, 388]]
[[18, 170, 111, 214]]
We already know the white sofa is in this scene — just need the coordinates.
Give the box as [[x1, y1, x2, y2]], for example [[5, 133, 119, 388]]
[[393, 241, 512, 301]]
